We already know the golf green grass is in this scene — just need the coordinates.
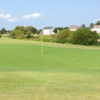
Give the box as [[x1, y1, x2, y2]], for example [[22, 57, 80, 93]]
[[0, 38, 100, 100]]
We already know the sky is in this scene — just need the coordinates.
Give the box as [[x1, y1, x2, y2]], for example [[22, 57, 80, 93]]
[[0, 0, 100, 30]]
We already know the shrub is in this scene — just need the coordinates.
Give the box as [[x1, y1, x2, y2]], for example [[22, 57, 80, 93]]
[[49, 34, 57, 38], [98, 33, 100, 39], [9, 30, 24, 39], [57, 38, 67, 43], [42, 35, 50, 42], [71, 28, 99, 45], [57, 28, 70, 39], [35, 35, 58, 43], [26, 31, 32, 38], [50, 38, 57, 43], [57, 28, 70, 43], [0, 34, 1, 38], [66, 31, 74, 43]]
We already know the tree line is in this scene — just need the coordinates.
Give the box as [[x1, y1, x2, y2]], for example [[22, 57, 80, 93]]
[[89, 20, 100, 28], [0, 28, 11, 34], [1, 20, 100, 46], [8, 26, 41, 39]]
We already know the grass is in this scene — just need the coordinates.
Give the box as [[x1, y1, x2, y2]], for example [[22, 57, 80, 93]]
[[0, 38, 100, 100]]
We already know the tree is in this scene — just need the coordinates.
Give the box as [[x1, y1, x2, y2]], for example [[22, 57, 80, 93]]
[[9, 30, 24, 39], [89, 23, 94, 28], [1, 28, 7, 34], [54, 28, 58, 33], [0, 31, 1, 37], [95, 20, 100, 25], [0, 30, 1, 34], [7, 30, 10, 32], [19, 26, 25, 31], [57, 28, 70, 39], [25, 26, 36, 34], [56, 28, 70, 43], [26, 31, 32, 38], [71, 28, 99, 45], [14, 26, 20, 30], [54, 27, 67, 33], [82, 24, 86, 28], [14, 26, 25, 31], [36, 30, 41, 34]]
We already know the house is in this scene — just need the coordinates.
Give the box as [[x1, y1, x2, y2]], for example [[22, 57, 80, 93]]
[[91, 25, 100, 33], [69, 25, 81, 31], [42, 27, 55, 35]]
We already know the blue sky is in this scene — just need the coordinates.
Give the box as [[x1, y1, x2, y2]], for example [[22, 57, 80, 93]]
[[0, 0, 100, 30]]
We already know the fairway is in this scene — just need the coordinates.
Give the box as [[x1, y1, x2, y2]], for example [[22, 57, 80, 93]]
[[0, 38, 100, 100]]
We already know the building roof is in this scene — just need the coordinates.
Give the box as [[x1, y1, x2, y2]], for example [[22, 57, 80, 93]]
[[43, 27, 54, 29], [93, 25, 100, 29], [69, 25, 81, 29]]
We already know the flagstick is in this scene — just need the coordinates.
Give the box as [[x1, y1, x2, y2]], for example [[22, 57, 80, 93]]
[[41, 35, 43, 55], [40, 30, 43, 55]]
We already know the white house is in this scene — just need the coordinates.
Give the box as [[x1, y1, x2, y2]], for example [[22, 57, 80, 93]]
[[91, 25, 100, 33], [42, 27, 55, 35], [69, 25, 81, 31]]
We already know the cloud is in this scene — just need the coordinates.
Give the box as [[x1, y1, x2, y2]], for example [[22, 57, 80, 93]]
[[0, 11, 19, 22], [0, 14, 11, 19], [8, 18, 18, 22], [23, 13, 41, 19]]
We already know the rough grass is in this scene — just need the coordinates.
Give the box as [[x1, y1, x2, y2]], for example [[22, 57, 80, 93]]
[[0, 38, 100, 100]]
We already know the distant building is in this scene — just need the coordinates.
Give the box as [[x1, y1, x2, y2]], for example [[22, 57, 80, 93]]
[[42, 27, 55, 35], [91, 25, 100, 33], [3, 32, 10, 35], [69, 25, 81, 31]]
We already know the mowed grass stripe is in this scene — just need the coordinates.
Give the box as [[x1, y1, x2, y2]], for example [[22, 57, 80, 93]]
[[0, 44, 100, 73], [0, 38, 100, 50], [0, 39, 100, 100]]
